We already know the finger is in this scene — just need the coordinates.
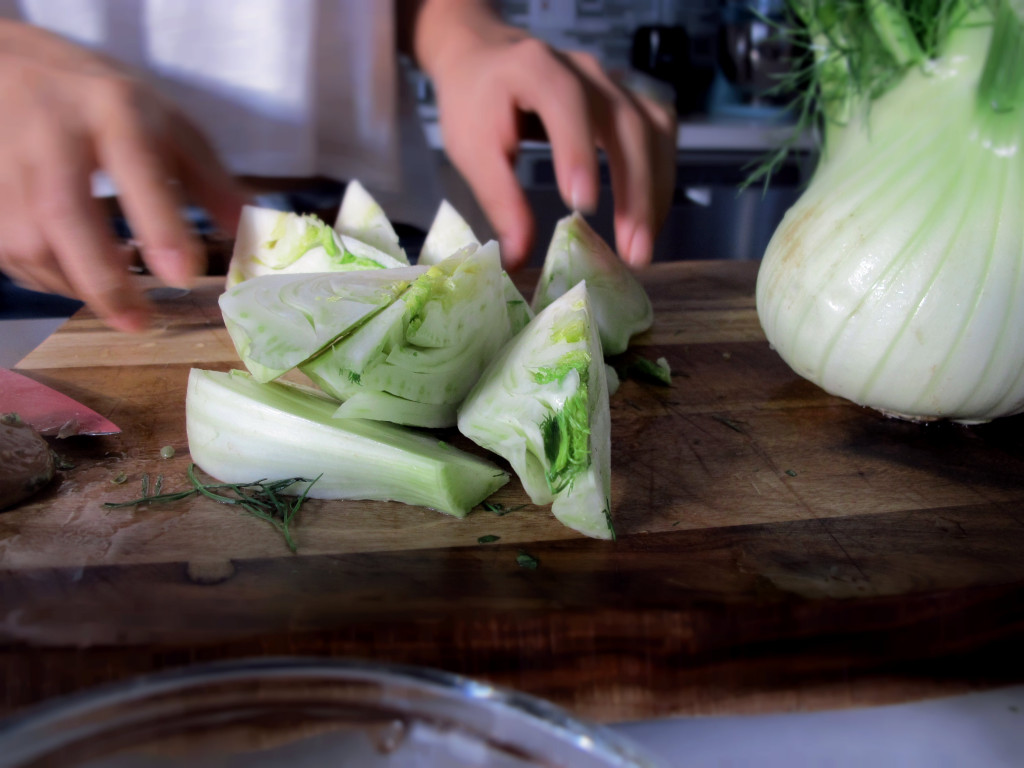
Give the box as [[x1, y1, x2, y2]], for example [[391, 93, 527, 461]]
[[588, 83, 659, 267], [27, 126, 151, 332], [456, 143, 535, 269], [438, 65, 536, 270], [506, 40, 600, 214], [0, 176, 75, 296], [631, 91, 677, 231], [0, 245, 76, 298], [0, 240, 75, 298], [164, 107, 248, 235], [88, 80, 204, 289]]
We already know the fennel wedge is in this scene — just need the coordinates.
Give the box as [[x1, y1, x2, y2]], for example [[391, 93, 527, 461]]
[[226, 205, 405, 288], [219, 266, 426, 383], [419, 199, 534, 334], [418, 200, 480, 266], [531, 213, 652, 356], [333, 180, 408, 264], [301, 241, 515, 427], [186, 368, 509, 516], [458, 282, 613, 540]]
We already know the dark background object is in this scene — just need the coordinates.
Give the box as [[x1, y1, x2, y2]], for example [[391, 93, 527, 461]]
[[518, 148, 812, 265], [0, 276, 82, 321], [631, 23, 718, 114], [718, 0, 797, 106]]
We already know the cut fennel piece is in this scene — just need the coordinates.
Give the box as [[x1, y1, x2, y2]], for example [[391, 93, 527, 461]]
[[301, 241, 514, 427], [458, 281, 613, 539], [502, 273, 535, 337], [333, 391, 457, 428], [225, 205, 404, 288], [605, 363, 620, 397], [186, 368, 509, 516], [219, 266, 426, 383], [419, 200, 480, 266], [333, 180, 408, 264], [531, 212, 652, 355], [419, 199, 534, 334]]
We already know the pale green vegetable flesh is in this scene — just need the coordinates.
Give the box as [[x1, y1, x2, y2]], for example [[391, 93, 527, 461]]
[[531, 212, 652, 355], [458, 282, 613, 540], [756, 1, 1024, 423], [333, 180, 408, 264], [419, 200, 479, 266], [186, 368, 509, 516], [225, 206, 404, 288], [301, 241, 514, 427], [333, 391, 457, 429], [502, 273, 535, 336], [219, 266, 426, 382], [419, 200, 534, 334]]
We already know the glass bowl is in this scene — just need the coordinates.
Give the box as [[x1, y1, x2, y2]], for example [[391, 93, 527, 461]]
[[0, 657, 664, 767]]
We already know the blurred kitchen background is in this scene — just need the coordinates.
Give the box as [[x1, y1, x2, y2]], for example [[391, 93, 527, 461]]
[[417, 0, 815, 265], [1, 0, 814, 327]]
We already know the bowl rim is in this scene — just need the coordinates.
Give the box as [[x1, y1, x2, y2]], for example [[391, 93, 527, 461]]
[[0, 656, 662, 767]]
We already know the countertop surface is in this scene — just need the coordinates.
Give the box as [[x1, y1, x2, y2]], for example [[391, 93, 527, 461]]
[[2, 262, 1023, 766]]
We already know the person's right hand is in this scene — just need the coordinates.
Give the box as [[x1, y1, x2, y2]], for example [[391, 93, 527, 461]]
[[410, 0, 676, 271], [0, 20, 245, 332]]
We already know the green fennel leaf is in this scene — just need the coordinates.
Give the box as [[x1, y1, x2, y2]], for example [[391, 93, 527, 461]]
[[103, 463, 320, 554], [516, 551, 539, 570]]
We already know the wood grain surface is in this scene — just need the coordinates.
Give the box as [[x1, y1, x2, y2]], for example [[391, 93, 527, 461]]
[[2, 261, 1023, 722]]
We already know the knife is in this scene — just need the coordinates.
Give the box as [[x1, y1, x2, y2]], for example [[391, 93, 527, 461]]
[[0, 368, 121, 437]]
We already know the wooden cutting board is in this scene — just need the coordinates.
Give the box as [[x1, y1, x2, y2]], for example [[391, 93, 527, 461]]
[[2, 261, 1023, 722]]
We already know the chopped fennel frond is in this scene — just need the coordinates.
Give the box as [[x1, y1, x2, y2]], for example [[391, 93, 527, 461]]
[[333, 180, 408, 264], [219, 266, 426, 383], [225, 205, 405, 288], [301, 241, 514, 427], [531, 212, 652, 355], [458, 282, 613, 539], [186, 368, 509, 516]]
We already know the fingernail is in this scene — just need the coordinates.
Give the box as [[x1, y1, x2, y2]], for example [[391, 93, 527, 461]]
[[627, 228, 652, 267], [570, 169, 597, 214], [107, 307, 151, 334]]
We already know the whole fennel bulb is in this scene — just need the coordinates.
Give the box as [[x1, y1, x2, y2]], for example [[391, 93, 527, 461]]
[[756, 0, 1024, 423]]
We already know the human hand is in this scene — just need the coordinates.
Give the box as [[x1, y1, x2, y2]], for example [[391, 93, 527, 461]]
[[0, 20, 245, 332], [412, 1, 676, 270]]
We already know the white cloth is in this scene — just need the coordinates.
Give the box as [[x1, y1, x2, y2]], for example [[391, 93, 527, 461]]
[[1, 0, 441, 227]]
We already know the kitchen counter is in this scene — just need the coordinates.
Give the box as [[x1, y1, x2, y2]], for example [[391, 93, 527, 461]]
[[2, 262, 1023, 765], [418, 108, 815, 155]]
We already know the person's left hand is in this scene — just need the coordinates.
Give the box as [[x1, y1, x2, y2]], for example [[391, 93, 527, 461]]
[[412, 1, 676, 270]]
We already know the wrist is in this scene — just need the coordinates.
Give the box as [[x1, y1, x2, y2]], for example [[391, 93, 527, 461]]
[[412, 0, 524, 82]]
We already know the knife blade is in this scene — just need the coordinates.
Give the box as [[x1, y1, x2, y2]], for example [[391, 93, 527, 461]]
[[0, 368, 121, 437]]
